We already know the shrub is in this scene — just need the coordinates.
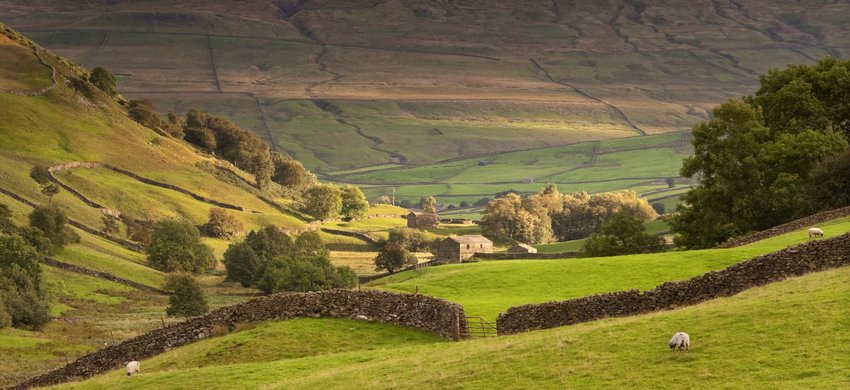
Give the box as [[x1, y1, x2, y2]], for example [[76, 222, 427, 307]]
[[256, 256, 356, 294], [419, 196, 437, 214], [147, 220, 215, 273], [0, 234, 49, 329], [374, 242, 417, 274], [202, 207, 244, 239], [651, 202, 665, 215], [88, 66, 117, 96], [0, 203, 14, 233], [28, 204, 79, 253], [164, 274, 209, 317], [128, 99, 163, 129]]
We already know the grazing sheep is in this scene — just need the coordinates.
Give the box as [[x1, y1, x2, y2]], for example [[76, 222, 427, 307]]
[[126, 361, 140, 377], [808, 227, 824, 239], [668, 332, 690, 352]]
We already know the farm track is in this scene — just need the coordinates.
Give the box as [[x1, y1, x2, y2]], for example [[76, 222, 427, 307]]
[[529, 58, 647, 136]]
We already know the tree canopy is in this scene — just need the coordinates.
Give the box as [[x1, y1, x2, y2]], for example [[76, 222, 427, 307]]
[[147, 220, 216, 273], [672, 58, 850, 248]]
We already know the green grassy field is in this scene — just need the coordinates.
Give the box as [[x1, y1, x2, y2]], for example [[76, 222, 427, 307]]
[[369, 216, 850, 321], [53, 264, 850, 389]]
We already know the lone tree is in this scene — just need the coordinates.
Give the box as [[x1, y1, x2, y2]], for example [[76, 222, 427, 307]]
[[302, 184, 342, 220], [29, 166, 61, 203], [340, 185, 369, 219], [374, 242, 417, 274], [419, 196, 437, 214], [271, 152, 315, 193], [583, 212, 663, 257], [223, 225, 293, 288], [202, 207, 244, 239], [88, 66, 117, 96], [164, 274, 209, 317], [28, 204, 78, 254], [147, 220, 215, 273]]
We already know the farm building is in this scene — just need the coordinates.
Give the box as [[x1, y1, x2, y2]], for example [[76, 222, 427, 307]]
[[507, 244, 537, 254], [407, 211, 439, 229], [435, 235, 493, 263]]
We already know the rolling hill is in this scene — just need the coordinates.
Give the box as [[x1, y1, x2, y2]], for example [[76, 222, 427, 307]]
[[3, 0, 848, 204]]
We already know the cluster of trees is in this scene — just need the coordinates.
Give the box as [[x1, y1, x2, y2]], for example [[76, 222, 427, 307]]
[[223, 227, 357, 293], [374, 227, 435, 273], [672, 58, 850, 248], [201, 207, 245, 239], [126, 101, 370, 221], [302, 184, 369, 220], [481, 184, 657, 244], [0, 202, 81, 329], [146, 220, 215, 273]]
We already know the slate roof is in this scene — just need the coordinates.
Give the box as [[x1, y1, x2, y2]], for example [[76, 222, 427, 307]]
[[447, 235, 492, 245]]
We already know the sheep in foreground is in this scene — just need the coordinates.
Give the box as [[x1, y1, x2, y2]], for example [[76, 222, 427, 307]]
[[669, 332, 690, 352], [126, 361, 140, 377], [808, 227, 824, 239]]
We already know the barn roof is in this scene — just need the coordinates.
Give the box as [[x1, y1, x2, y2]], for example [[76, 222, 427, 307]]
[[447, 235, 492, 244]]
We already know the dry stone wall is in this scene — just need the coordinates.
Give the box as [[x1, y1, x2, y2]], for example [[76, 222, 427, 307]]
[[41, 257, 164, 294], [474, 252, 579, 260], [497, 233, 850, 335], [718, 206, 850, 248], [10, 290, 467, 390]]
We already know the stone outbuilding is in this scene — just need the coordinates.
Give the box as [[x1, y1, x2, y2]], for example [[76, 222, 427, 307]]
[[507, 244, 537, 254], [407, 211, 438, 229], [435, 235, 493, 263]]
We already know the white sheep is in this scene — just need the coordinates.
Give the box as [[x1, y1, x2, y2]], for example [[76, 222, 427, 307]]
[[668, 332, 690, 352], [126, 361, 140, 377], [808, 227, 824, 239]]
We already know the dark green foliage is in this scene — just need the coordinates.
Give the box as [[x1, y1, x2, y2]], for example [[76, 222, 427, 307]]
[[387, 227, 431, 252], [583, 212, 663, 257], [226, 228, 356, 293], [28, 204, 79, 253], [40, 183, 60, 202], [374, 242, 417, 273], [340, 185, 369, 218], [474, 197, 491, 206], [672, 93, 849, 248], [0, 203, 14, 233], [128, 99, 163, 129], [29, 165, 50, 185], [202, 207, 244, 239], [164, 274, 209, 317], [459, 201, 471, 208], [16, 227, 51, 254], [224, 226, 293, 287], [88, 66, 117, 96], [147, 220, 215, 273], [0, 234, 50, 329], [302, 184, 342, 220], [163, 111, 185, 138], [799, 149, 850, 213], [184, 125, 217, 152], [651, 202, 665, 215], [748, 58, 850, 138], [271, 152, 316, 193], [665, 178, 675, 188]]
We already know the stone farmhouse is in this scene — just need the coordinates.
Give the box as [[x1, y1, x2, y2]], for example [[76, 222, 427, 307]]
[[436, 235, 493, 263], [407, 211, 439, 229], [507, 244, 537, 254]]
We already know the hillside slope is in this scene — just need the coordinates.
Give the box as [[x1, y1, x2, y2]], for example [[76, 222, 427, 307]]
[[56, 264, 850, 389], [2, 0, 847, 177]]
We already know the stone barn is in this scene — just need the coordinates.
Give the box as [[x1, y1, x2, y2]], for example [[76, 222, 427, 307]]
[[507, 244, 537, 254], [407, 211, 438, 229], [436, 235, 493, 263]]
